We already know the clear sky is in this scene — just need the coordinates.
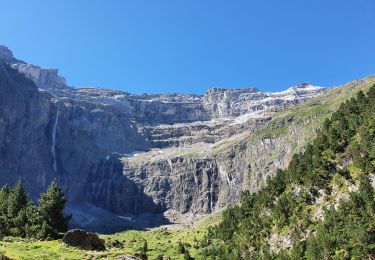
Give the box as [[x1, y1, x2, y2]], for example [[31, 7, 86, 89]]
[[1, 1, 375, 94]]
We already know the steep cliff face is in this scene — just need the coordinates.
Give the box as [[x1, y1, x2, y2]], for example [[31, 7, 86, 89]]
[[96, 76, 375, 217], [202, 84, 325, 118], [0, 63, 55, 197], [0, 62, 148, 203], [3, 45, 371, 231]]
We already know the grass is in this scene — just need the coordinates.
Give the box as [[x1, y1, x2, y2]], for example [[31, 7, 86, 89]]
[[0, 228, 203, 259], [0, 212, 222, 260]]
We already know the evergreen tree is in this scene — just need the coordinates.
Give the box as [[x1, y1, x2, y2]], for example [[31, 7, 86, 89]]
[[38, 179, 70, 237], [142, 240, 148, 254], [0, 185, 10, 236], [177, 241, 186, 254], [7, 180, 28, 218], [184, 250, 193, 260], [24, 201, 47, 239], [7, 180, 29, 237]]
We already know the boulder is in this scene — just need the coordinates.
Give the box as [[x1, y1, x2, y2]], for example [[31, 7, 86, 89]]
[[62, 229, 105, 251]]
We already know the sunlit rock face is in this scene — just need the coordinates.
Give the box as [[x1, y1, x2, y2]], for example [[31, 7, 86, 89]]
[[0, 45, 327, 231], [11, 63, 67, 90]]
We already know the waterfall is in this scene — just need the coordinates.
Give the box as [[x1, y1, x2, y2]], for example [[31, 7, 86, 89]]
[[51, 110, 59, 173], [209, 179, 214, 213]]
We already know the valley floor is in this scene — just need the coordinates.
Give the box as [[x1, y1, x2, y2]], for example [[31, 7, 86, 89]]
[[0, 212, 222, 260]]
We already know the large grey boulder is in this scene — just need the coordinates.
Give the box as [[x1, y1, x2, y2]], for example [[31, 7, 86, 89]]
[[62, 229, 105, 251]]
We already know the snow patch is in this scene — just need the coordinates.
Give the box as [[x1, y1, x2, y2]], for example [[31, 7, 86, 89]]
[[110, 151, 146, 158], [117, 215, 135, 222]]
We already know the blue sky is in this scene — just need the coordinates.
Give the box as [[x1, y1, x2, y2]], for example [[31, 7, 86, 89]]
[[1, 1, 374, 94]]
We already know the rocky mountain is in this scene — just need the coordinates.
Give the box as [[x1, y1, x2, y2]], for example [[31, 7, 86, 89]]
[[1, 45, 372, 232]]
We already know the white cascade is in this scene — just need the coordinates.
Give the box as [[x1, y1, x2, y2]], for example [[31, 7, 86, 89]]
[[51, 110, 59, 173], [209, 179, 214, 212]]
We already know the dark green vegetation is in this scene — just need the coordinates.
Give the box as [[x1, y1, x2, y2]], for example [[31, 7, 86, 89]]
[[201, 86, 375, 259], [0, 180, 70, 239]]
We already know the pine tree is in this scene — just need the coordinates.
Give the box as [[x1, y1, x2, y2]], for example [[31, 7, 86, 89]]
[[0, 185, 10, 213], [7, 180, 28, 218], [38, 179, 70, 237], [184, 250, 193, 260], [142, 240, 148, 254], [6, 180, 30, 236], [24, 201, 46, 239], [177, 241, 186, 254], [0, 185, 10, 236]]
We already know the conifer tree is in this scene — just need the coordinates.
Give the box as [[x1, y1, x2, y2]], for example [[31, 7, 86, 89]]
[[7, 180, 28, 218], [142, 240, 148, 254], [6, 181, 30, 236], [0, 185, 10, 236], [38, 179, 70, 237]]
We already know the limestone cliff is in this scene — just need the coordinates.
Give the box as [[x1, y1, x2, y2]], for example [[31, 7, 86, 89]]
[[2, 45, 372, 232]]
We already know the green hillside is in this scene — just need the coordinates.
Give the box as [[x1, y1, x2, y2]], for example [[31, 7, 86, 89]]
[[200, 85, 375, 259], [213, 76, 375, 159]]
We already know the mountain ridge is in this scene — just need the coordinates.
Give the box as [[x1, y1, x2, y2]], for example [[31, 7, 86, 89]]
[[0, 45, 374, 233]]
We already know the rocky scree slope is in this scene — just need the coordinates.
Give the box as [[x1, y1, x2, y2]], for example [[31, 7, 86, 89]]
[[2, 45, 369, 231]]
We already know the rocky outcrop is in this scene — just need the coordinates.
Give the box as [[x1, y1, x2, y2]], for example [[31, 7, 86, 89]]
[[11, 63, 67, 90], [84, 156, 163, 215], [202, 84, 325, 118], [62, 229, 105, 250], [0, 46, 68, 90], [0, 45, 21, 63]]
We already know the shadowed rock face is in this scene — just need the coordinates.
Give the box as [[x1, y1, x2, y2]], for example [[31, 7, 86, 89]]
[[0, 63, 55, 196], [0, 46, 19, 63], [0, 46, 329, 231], [0, 63, 148, 201]]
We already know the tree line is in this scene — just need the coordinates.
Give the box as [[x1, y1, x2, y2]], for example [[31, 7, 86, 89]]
[[0, 179, 70, 239]]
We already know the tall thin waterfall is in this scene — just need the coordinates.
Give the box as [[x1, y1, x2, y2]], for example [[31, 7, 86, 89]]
[[51, 110, 59, 173], [209, 179, 214, 212]]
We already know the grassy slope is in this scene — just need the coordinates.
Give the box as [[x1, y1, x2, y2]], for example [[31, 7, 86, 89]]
[[212, 75, 375, 158], [0, 212, 222, 260]]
